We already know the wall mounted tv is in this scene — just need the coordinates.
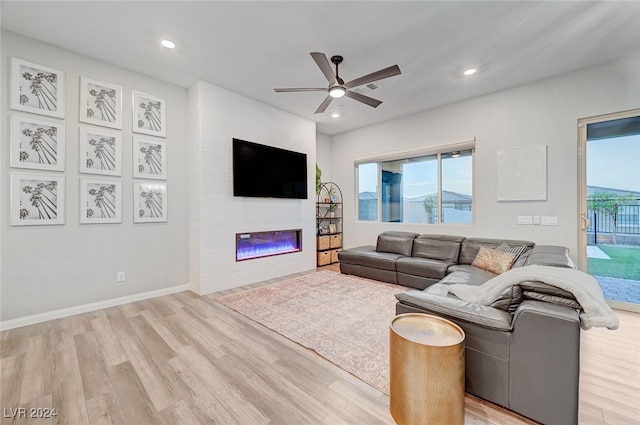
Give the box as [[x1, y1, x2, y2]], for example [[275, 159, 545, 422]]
[[233, 138, 308, 199]]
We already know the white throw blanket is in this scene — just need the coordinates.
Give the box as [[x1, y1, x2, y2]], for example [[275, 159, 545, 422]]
[[427, 265, 619, 330]]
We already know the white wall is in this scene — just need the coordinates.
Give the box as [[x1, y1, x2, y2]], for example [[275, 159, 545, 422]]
[[331, 53, 640, 262], [1, 31, 190, 322], [316, 131, 333, 183], [189, 81, 316, 295]]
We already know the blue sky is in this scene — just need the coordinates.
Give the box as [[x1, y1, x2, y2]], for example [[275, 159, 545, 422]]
[[587, 134, 640, 192]]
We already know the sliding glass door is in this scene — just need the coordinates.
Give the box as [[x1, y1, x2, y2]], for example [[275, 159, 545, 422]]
[[579, 109, 640, 312]]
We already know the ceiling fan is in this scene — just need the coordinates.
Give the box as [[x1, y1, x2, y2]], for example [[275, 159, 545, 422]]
[[274, 52, 401, 114]]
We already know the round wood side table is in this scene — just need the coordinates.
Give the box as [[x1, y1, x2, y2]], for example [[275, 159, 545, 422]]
[[389, 313, 465, 425]]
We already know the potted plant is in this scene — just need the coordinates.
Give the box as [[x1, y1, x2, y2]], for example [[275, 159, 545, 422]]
[[329, 204, 337, 218], [316, 164, 322, 195]]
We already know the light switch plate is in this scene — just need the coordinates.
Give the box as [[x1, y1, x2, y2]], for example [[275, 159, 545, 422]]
[[541, 216, 558, 226], [517, 216, 533, 225]]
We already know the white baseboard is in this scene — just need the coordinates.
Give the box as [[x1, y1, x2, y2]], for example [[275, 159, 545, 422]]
[[0, 284, 192, 331]]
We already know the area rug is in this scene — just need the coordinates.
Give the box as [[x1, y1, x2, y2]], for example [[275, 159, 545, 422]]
[[215, 270, 404, 394]]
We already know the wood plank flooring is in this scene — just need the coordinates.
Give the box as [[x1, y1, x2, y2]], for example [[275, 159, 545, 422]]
[[1, 269, 639, 425]]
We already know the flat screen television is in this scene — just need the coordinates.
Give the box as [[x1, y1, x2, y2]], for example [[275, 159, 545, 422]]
[[233, 138, 308, 199]]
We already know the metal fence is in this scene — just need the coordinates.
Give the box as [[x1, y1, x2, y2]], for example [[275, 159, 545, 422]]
[[587, 198, 640, 245]]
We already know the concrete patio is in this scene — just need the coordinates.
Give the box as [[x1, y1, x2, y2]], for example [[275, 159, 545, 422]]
[[595, 275, 640, 305], [587, 245, 640, 305]]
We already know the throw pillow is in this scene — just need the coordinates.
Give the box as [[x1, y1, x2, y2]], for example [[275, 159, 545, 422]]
[[496, 243, 529, 260], [472, 246, 517, 275]]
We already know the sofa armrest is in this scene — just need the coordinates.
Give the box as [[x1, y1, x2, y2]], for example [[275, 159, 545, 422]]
[[395, 290, 513, 331], [509, 300, 580, 425]]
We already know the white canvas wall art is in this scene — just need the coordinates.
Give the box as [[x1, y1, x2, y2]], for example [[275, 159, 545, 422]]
[[11, 173, 65, 226], [497, 145, 548, 201], [10, 58, 65, 118], [10, 116, 65, 171]]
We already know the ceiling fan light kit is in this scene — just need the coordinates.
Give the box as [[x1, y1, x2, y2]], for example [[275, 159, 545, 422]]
[[329, 86, 346, 98], [274, 52, 401, 114]]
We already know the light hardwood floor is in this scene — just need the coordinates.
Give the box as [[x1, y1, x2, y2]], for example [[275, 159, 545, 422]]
[[1, 269, 638, 425]]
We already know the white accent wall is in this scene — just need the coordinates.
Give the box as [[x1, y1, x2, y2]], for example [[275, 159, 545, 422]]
[[331, 53, 640, 263], [189, 81, 316, 295], [0, 31, 190, 323]]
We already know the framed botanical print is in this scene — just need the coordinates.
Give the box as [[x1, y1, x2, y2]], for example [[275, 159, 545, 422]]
[[10, 58, 65, 119], [133, 91, 166, 137], [11, 173, 65, 226], [78, 126, 122, 176], [133, 181, 167, 223], [79, 178, 122, 224], [10, 115, 65, 171], [133, 137, 166, 179], [79, 77, 123, 129]]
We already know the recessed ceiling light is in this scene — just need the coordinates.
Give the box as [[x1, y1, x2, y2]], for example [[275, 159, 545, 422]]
[[463, 68, 477, 76], [161, 39, 176, 49], [331, 113, 340, 118]]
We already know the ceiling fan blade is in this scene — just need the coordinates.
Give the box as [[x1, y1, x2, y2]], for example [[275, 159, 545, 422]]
[[274, 88, 326, 93], [310, 52, 336, 85], [345, 90, 383, 108], [315, 96, 334, 114], [344, 64, 401, 90]]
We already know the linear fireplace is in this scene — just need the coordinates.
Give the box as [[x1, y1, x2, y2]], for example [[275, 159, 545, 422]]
[[236, 229, 302, 261]]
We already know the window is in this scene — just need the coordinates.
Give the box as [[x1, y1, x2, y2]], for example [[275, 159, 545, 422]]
[[356, 146, 473, 224], [357, 162, 378, 221], [441, 151, 473, 223]]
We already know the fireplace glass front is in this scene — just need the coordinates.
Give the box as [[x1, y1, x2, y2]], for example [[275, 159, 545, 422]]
[[236, 229, 302, 261]]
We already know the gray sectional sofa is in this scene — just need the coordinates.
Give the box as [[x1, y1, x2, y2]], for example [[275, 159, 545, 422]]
[[338, 231, 581, 425]]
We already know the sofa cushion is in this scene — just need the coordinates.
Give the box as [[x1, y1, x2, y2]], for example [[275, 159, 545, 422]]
[[472, 246, 517, 275], [412, 234, 464, 262], [444, 266, 497, 285], [358, 251, 404, 271], [337, 245, 375, 265], [395, 257, 452, 279], [397, 290, 513, 331], [525, 245, 575, 268], [519, 280, 576, 299], [376, 231, 419, 256], [522, 291, 581, 309], [459, 238, 535, 265]]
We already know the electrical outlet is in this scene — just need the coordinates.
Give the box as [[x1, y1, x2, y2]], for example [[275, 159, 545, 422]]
[[117, 271, 125, 282], [541, 216, 558, 226]]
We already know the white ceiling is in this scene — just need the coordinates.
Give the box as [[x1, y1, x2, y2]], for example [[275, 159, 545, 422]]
[[3, 1, 640, 136]]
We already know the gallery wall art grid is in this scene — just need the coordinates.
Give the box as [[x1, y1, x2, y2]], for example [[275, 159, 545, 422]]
[[8, 57, 169, 226]]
